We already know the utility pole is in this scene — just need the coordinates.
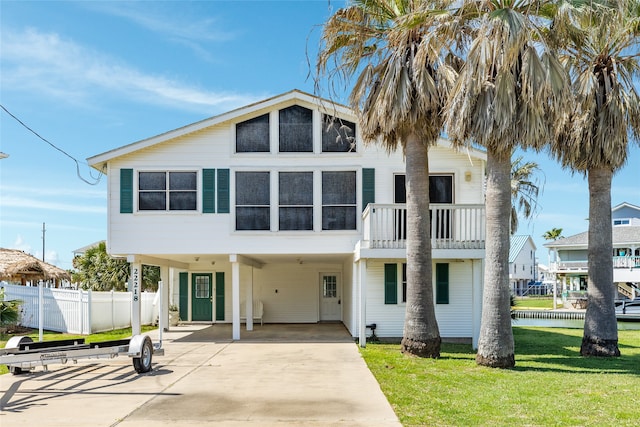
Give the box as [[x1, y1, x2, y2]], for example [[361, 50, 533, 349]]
[[42, 222, 46, 261]]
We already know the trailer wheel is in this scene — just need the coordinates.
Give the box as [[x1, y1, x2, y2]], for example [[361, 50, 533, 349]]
[[132, 336, 153, 373]]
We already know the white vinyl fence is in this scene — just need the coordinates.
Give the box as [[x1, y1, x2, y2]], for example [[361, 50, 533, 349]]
[[1, 284, 158, 335]]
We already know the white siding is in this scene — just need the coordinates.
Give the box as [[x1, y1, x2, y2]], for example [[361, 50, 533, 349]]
[[364, 260, 474, 338]]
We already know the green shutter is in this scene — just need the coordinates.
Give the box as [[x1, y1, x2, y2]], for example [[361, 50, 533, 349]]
[[436, 263, 449, 304], [120, 168, 133, 214], [217, 169, 230, 213], [179, 272, 188, 320], [202, 169, 216, 213], [215, 272, 225, 321], [362, 168, 375, 212], [384, 263, 398, 304]]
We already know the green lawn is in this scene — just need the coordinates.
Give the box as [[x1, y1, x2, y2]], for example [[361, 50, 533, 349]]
[[513, 297, 555, 309], [0, 326, 157, 375], [361, 327, 640, 427]]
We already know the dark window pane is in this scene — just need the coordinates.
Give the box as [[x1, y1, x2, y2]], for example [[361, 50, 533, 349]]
[[430, 175, 453, 203], [394, 174, 406, 203], [236, 207, 270, 230], [139, 172, 166, 190], [322, 115, 356, 152], [322, 206, 356, 230], [236, 172, 270, 205], [139, 192, 166, 210], [170, 192, 197, 210], [322, 171, 356, 204], [279, 105, 312, 152], [279, 172, 313, 205], [279, 207, 313, 230], [170, 172, 196, 190], [236, 114, 270, 152]]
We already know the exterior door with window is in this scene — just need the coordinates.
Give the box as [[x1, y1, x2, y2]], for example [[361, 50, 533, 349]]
[[394, 174, 453, 238], [192, 273, 212, 321], [320, 274, 341, 321]]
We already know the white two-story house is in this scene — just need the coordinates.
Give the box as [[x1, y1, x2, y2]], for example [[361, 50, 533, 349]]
[[88, 90, 487, 346], [545, 202, 640, 300]]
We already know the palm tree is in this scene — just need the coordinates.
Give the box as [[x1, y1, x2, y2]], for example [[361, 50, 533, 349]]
[[445, 0, 569, 367], [511, 156, 542, 234], [317, 0, 458, 357], [549, 0, 640, 357], [542, 228, 563, 241]]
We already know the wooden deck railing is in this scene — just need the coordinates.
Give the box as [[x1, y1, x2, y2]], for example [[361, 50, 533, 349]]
[[362, 203, 485, 250]]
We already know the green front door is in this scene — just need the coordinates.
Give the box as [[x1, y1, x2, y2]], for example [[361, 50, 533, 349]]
[[192, 273, 213, 321]]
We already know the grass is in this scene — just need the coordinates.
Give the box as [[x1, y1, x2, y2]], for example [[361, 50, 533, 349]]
[[514, 297, 555, 309], [361, 327, 640, 427], [0, 326, 157, 375]]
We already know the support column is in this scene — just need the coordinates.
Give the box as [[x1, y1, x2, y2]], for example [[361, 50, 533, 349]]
[[472, 259, 483, 349], [358, 260, 367, 348], [232, 259, 240, 340], [130, 262, 142, 335], [160, 265, 169, 330], [246, 267, 254, 331]]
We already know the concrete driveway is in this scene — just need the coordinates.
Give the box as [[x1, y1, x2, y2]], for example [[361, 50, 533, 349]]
[[1, 324, 401, 426]]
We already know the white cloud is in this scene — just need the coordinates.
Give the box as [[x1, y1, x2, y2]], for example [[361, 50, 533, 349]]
[[1, 196, 105, 214], [12, 235, 32, 253], [85, 2, 236, 43], [1, 28, 260, 113], [0, 184, 105, 199]]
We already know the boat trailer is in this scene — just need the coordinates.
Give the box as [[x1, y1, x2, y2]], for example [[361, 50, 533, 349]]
[[0, 334, 163, 375]]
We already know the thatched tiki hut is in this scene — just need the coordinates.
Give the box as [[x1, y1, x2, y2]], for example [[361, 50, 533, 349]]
[[0, 248, 71, 287]]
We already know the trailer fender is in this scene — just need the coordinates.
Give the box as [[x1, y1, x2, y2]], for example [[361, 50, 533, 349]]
[[127, 335, 148, 358], [6, 335, 33, 350]]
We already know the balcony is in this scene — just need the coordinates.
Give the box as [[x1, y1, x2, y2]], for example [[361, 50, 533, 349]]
[[362, 203, 486, 250], [550, 256, 640, 272]]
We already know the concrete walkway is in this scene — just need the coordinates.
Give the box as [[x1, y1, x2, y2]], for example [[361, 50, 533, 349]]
[[1, 324, 401, 426]]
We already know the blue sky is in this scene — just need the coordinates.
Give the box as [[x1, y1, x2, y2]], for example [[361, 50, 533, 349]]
[[1, 0, 639, 270]]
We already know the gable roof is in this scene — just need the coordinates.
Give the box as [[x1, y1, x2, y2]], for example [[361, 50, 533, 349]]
[[612, 202, 640, 213], [543, 227, 640, 248], [87, 89, 487, 169], [509, 235, 535, 263]]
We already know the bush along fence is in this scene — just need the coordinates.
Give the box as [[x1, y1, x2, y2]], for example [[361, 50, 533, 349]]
[[1, 284, 159, 334]]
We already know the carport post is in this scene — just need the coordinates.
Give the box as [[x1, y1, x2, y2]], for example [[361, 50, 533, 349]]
[[358, 260, 367, 348], [231, 257, 240, 340], [130, 262, 142, 336]]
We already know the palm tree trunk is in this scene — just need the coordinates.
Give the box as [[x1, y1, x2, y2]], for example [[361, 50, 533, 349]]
[[580, 167, 620, 357], [476, 148, 515, 368], [401, 134, 441, 358]]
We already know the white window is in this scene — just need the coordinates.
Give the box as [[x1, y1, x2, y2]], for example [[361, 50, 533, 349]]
[[138, 171, 197, 211], [236, 172, 270, 230], [322, 171, 356, 230]]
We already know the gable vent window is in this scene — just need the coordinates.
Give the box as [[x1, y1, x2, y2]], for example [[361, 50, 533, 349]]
[[279, 105, 313, 152], [322, 114, 356, 152], [138, 171, 197, 211], [236, 114, 270, 153]]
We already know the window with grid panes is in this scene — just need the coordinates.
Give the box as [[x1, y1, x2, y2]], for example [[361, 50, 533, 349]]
[[138, 171, 197, 211]]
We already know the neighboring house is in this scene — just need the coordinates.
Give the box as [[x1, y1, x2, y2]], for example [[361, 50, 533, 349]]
[[88, 90, 487, 347], [545, 202, 640, 299], [509, 235, 537, 296]]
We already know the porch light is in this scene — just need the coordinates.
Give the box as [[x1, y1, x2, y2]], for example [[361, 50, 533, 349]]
[[465, 171, 472, 182]]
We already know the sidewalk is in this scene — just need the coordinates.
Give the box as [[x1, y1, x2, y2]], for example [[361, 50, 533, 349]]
[[1, 324, 401, 426]]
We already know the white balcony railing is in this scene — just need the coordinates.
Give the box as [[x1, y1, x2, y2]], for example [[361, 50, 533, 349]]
[[362, 203, 485, 250], [550, 256, 640, 272]]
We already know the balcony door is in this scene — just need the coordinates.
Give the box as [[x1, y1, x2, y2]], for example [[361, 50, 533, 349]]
[[394, 174, 453, 238]]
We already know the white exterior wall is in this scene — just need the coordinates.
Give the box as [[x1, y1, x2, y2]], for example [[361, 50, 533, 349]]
[[91, 91, 486, 339], [363, 260, 475, 338], [511, 240, 536, 282]]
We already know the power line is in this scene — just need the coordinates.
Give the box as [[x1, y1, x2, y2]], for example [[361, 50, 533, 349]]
[[0, 104, 103, 185]]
